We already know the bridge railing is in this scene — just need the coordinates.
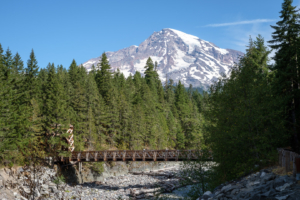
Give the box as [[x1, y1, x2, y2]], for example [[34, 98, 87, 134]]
[[55, 150, 211, 163]]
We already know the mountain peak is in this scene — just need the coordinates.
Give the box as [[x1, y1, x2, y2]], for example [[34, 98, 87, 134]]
[[83, 29, 243, 89]]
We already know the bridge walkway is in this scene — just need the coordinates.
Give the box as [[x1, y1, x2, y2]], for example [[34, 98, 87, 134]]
[[55, 150, 210, 163]]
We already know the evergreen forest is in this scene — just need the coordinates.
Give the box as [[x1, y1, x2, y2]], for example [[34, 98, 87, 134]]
[[0, 49, 203, 162], [1, 0, 300, 189]]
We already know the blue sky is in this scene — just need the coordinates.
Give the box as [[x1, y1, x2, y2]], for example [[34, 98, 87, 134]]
[[1, 0, 298, 69]]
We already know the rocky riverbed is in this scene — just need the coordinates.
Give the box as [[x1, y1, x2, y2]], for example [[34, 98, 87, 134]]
[[197, 167, 300, 200], [2, 163, 299, 200], [0, 164, 189, 200]]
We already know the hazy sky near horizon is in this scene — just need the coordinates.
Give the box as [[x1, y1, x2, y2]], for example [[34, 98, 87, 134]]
[[1, 0, 298, 69]]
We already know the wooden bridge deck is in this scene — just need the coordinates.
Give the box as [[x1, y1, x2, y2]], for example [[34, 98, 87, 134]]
[[55, 150, 210, 163]]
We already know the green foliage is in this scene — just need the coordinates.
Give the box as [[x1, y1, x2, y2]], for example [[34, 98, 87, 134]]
[[203, 36, 289, 184], [90, 162, 104, 174], [53, 174, 66, 185], [268, 0, 300, 153], [179, 148, 215, 199], [95, 52, 113, 102], [0, 46, 203, 163]]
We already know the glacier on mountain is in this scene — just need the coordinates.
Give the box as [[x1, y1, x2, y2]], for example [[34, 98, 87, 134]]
[[83, 28, 243, 89]]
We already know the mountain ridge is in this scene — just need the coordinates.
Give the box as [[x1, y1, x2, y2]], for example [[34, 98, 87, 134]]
[[83, 28, 244, 89]]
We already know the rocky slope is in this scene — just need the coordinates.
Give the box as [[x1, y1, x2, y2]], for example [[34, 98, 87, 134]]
[[83, 28, 243, 89], [198, 168, 300, 200]]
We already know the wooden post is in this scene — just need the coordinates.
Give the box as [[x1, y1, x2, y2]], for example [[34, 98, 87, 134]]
[[78, 162, 82, 174], [104, 151, 107, 161], [278, 149, 282, 166], [113, 152, 116, 161], [132, 152, 136, 161], [296, 156, 300, 176], [122, 151, 126, 161], [95, 152, 98, 161], [292, 152, 297, 177], [143, 151, 146, 161], [164, 151, 168, 161], [86, 152, 89, 161], [153, 152, 157, 162], [77, 153, 81, 162], [282, 150, 285, 168], [285, 151, 290, 173]]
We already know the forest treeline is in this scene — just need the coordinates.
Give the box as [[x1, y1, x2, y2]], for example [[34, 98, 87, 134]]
[[201, 0, 300, 186], [0, 47, 203, 162]]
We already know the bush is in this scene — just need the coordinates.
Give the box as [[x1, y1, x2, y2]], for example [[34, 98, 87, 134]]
[[90, 162, 104, 174], [53, 175, 66, 185], [179, 148, 217, 199]]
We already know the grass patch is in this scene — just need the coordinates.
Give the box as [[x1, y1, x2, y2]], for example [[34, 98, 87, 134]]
[[272, 166, 290, 176], [84, 162, 105, 175]]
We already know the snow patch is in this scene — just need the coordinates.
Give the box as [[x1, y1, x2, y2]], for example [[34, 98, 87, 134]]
[[168, 28, 200, 54]]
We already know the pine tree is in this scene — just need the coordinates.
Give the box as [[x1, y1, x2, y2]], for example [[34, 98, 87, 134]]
[[12, 52, 24, 75], [144, 57, 159, 92], [2, 49, 40, 157], [85, 72, 106, 150], [42, 63, 69, 155], [95, 53, 112, 102], [25, 49, 39, 99], [268, 0, 300, 153], [0, 44, 8, 152], [3, 48, 13, 71], [69, 65, 88, 151], [68, 59, 79, 86], [204, 36, 287, 183]]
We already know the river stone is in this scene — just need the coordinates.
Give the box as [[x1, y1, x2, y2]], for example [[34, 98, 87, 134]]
[[40, 190, 49, 195], [275, 194, 290, 200], [275, 182, 292, 191], [221, 184, 233, 192], [201, 191, 212, 199], [261, 173, 276, 183], [215, 192, 224, 199], [273, 177, 286, 188], [34, 188, 41, 198], [260, 172, 267, 178], [231, 188, 239, 195], [41, 184, 49, 190], [282, 175, 297, 184]]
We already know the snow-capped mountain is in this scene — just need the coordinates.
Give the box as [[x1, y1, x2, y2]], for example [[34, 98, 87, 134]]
[[83, 28, 243, 89]]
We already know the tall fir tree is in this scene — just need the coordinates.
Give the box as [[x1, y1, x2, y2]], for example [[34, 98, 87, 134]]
[[268, 0, 300, 153], [42, 63, 69, 156], [95, 53, 112, 102]]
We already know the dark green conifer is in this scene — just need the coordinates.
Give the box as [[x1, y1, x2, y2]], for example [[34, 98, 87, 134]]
[[268, 0, 300, 153], [95, 53, 112, 102]]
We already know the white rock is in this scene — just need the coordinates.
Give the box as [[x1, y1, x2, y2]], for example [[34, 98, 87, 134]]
[[41, 184, 49, 190], [260, 172, 266, 178], [34, 188, 41, 197], [221, 184, 232, 192], [203, 191, 212, 196]]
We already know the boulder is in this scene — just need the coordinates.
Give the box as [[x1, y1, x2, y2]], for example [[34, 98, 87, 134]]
[[273, 177, 286, 188], [261, 173, 276, 183], [201, 191, 212, 200], [275, 182, 292, 192]]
